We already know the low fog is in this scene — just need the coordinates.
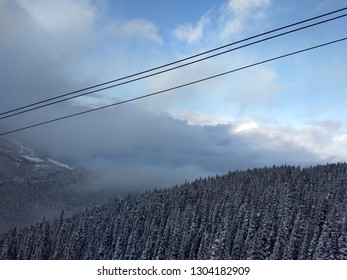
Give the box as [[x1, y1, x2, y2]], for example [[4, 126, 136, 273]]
[[3, 102, 322, 194], [0, 0, 333, 195]]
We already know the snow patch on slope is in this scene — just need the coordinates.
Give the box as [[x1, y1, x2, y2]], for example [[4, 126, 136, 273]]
[[48, 158, 73, 170], [12, 139, 73, 170], [22, 155, 44, 163]]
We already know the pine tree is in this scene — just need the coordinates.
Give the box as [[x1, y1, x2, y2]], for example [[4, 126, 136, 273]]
[[1, 163, 347, 260]]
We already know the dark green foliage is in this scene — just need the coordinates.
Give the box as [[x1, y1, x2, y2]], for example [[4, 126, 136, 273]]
[[1, 163, 347, 260]]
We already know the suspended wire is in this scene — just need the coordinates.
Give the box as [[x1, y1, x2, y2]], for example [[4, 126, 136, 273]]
[[1, 36, 346, 137], [2, 14, 347, 120], [1, 7, 347, 119]]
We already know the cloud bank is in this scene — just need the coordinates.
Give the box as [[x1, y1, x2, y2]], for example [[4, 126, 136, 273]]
[[17, 103, 324, 192], [1, 0, 346, 193]]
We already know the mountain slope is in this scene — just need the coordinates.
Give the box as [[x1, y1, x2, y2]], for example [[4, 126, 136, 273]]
[[1, 163, 347, 260], [0, 137, 95, 233]]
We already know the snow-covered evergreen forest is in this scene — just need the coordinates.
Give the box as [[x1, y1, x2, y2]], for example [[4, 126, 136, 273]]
[[1, 163, 347, 260], [0, 137, 96, 233]]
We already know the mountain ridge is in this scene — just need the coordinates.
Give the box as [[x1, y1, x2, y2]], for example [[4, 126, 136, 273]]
[[0, 136, 97, 233], [1, 162, 346, 259]]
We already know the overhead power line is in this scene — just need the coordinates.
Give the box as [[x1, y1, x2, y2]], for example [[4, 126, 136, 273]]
[[1, 36, 346, 137], [1, 7, 347, 120]]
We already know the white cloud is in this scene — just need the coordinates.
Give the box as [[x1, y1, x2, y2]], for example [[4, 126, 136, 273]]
[[0, 0, 102, 115], [173, 14, 210, 44], [219, 66, 284, 116], [226, 0, 271, 16], [107, 18, 163, 44], [220, 0, 271, 38], [8, 0, 100, 70], [16, 0, 97, 33], [169, 106, 347, 163], [170, 110, 232, 126], [170, 0, 272, 48], [232, 121, 259, 133], [314, 0, 332, 13], [230, 119, 347, 161]]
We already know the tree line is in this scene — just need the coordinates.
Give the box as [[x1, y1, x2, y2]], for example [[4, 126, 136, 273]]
[[1, 163, 346, 259]]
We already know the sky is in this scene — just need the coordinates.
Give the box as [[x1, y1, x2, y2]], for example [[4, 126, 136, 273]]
[[1, 0, 347, 191]]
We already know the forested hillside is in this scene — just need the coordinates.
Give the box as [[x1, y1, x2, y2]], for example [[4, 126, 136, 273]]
[[0, 137, 96, 233], [1, 163, 347, 260]]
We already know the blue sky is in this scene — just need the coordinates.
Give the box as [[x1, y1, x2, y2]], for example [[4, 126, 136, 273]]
[[71, 0, 346, 125], [1, 0, 347, 189]]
